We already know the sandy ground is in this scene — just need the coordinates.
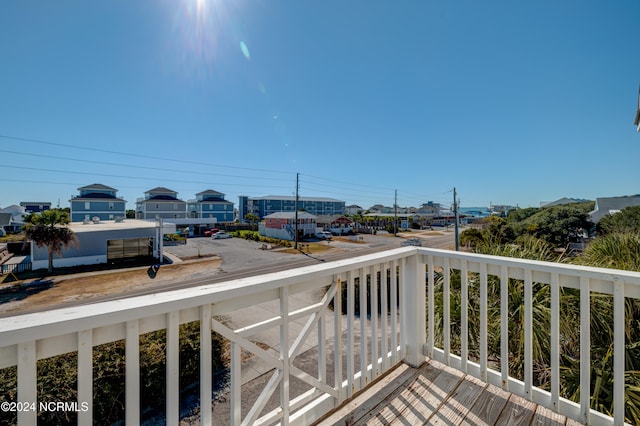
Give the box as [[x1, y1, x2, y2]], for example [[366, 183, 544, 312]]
[[0, 257, 222, 316]]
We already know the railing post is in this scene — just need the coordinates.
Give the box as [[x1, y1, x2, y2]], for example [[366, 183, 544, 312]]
[[200, 304, 212, 426], [280, 286, 290, 425], [402, 251, 426, 367], [17, 340, 37, 426], [126, 320, 140, 425]]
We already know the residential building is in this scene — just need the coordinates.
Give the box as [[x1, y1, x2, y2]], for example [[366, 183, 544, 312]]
[[187, 190, 234, 223], [242, 195, 345, 219], [345, 205, 363, 215], [258, 211, 317, 241], [417, 201, 441, 215], [590, 194, 640, 223], [19, 201, 51, 213], [315, 215, 353, 235], [0, 204, 27, 234], [367, 204, 395, 214], [238, 195, 250, 222], [70, 184, 126, 222], [136, 187, 187, 220], [489, 204, 518, 216]]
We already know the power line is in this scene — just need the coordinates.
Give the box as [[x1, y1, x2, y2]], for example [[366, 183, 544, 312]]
[[0, 134, 296, 176], [0, 149, 292, 182], [302, 173, 396, 193], [1, 133, 460, 208], [0, 165, 293, 189]]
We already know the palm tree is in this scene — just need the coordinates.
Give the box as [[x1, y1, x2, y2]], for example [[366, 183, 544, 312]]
[[23, 209, 77, 272]]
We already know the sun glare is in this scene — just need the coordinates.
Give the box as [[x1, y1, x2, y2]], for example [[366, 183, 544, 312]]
[[171, 0, 228, 80], [195, 0, 207, 14]]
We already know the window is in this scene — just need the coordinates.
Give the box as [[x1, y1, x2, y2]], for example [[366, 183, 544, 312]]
[[85, 202, 90, 209], [109, 202, 114, 210]]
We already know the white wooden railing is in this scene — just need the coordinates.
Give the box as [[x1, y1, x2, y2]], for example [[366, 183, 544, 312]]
[[0, 247, 639, 425]]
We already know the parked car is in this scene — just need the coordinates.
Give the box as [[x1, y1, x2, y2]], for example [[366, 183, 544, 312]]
[[315, 231, 333, 240], [401, 238, 422, 247], [212, 232, 232, 239], [203, 228, 220, 237]]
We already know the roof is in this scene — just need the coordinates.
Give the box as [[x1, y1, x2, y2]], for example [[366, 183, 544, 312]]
[[0, 205, 24, 214], [78, 183, 118, 192], [196, 189, 225, 196], [0, 213, 12, 226], [264, 211, 318, 220], [315, 214, 352, 224], [540, 197, 591, 207], [146, 195, 183, 201], [590, 195, 640, 223], [71, 193, 125, 201], [251, 195, 344, 203], [189, 199, 233, 204], [146, 187, 178, 194], [68, 219, 158, 233], [19, 202, 52, 206]]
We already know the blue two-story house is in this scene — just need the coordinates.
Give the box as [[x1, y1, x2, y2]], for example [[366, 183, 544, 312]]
[[69, 184, 126, 222], [187, 190, 234, 223]]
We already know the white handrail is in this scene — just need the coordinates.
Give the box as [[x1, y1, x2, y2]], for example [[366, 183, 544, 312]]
[[1, 246, 638, 425]]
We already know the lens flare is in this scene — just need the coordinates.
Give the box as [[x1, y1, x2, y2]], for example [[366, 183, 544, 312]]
[[240, 41, 250, 60]]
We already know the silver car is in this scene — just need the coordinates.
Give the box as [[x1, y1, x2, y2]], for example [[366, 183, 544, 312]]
[[212, 232, 232, 239]]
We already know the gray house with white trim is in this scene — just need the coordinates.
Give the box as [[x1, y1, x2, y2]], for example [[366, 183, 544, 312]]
[[589, 195, 640, 224], [136, 187, 187, 220]]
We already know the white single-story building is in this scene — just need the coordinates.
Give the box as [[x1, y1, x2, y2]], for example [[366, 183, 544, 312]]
[[258, 212, 317, 241], [30, 218, 175, 270]]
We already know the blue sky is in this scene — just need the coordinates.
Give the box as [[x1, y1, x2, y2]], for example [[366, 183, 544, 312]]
[[1, 0, 639, 211]]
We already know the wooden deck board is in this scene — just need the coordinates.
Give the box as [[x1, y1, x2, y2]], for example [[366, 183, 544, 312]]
[[494, 393, 537, 426], [354, 362, 445, 426], [461, 382, 511, 426], [313, 360, 587, 426], [531, 404, 566, 425], [315, 362, 416, 425], [427, 375, 487, 425], [387, 365, 464, 425]]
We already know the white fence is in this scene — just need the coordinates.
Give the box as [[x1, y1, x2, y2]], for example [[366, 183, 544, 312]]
[[1, 247, 638, 425]]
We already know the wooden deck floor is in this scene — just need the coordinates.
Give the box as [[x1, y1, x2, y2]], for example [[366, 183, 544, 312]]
[[315, 359, 584, 426]]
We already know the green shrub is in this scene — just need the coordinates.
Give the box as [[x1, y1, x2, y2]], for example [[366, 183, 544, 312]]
[[0, 319, 228, 425]]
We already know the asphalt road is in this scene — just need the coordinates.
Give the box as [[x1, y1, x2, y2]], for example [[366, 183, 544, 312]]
[[166, 230, 455, 276]]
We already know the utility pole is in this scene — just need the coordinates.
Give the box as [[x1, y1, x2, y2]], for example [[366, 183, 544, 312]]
[[394, 189, 398, 237], [453, 187, 459, 251], [295, 172, 299, 250]]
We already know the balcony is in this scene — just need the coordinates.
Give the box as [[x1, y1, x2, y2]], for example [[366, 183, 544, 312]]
[[1, 247, 638, 425]]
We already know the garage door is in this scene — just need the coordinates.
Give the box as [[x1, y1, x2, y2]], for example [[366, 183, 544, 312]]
[[107, 238, 153, 261]]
